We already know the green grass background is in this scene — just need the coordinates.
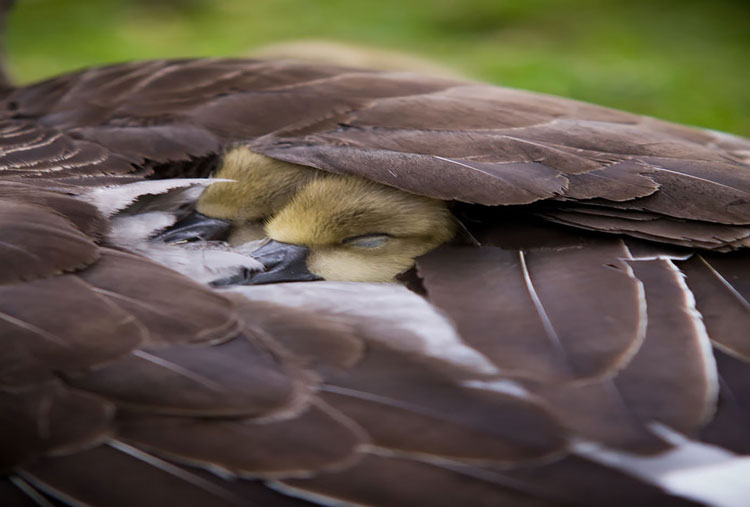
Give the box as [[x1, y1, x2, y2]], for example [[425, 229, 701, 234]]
[[6, 0, 749, 135]]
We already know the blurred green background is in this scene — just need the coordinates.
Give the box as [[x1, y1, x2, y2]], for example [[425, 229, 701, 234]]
[[6, 0, 749, 135]]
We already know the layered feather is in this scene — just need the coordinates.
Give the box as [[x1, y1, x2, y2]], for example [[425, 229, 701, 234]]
[[2, 58, 750, 507]]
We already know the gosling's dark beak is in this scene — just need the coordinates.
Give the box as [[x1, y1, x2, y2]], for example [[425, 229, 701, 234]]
[[154, 210, 232, 243], [211, 239, 323, 286]]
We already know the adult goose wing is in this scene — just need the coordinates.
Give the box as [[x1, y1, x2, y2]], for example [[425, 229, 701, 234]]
[[1, 58, 749, 507], [8, 59, 750, 243]]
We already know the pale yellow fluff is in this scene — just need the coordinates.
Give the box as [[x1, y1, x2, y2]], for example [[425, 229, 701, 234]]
[[198, 147, 456, 282], [197, 146, 319, 223]]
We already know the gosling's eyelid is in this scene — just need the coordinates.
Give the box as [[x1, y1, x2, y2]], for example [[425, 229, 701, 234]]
[[342, 233, 390, 243], [342, 233, 391, 248]]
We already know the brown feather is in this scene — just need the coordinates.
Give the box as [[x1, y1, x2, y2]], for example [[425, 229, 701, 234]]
[[530, 379, 670, 453], [699, 349, 750, 453], [19, 444, 250, 507], [117, 402, 364, 478], [76, 248, 242, 345], [0, 275, 144, 386], [0, 200, 99, 284], [528, 258, 718, 453], [0, 381, 113, 469], [614, 259, 716, 435], [0, 181, 109, 239], [679, 252, 750, 359], [417, 241, 644, 382], [320, 343, 566, 462], [542, 206, 750, 250], [234, 299, 365, 369], [280, 452, 558, 507], [494, 455, 703, 507], [67, 335, 307, 417]]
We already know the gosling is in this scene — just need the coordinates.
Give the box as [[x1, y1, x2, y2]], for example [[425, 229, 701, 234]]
[[179, 146, 456, 283]]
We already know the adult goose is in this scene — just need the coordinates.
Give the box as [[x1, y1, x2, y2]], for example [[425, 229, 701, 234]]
[[1, 19, 750, 507]]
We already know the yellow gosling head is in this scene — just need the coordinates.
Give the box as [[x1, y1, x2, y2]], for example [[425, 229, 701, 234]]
[[265, 175, 456, 282], [197, 146, 319, 242]]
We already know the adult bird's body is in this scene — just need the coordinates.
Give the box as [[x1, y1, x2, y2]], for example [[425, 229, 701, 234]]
[[1, 56, 750, 507]]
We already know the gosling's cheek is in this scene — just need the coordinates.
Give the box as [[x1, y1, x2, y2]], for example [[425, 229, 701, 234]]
[[195, 200, 237, 222], [196, 183, 246, 219], [307, 248, 409, 282]]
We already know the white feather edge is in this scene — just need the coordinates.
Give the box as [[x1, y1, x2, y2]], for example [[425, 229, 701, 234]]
[[626, 252, 694, 261], [574, 425, 750, 507], [80, 178, 232, 217], [110, 211, 178, 244], [462, 379, 531, 398], [97, 178, 263, 283], [622, 249, 720, 426], [120, 240, 264, 284], [698, 254, 750, 310], [661, 258, 720, 424], [266, 480, 352, 507], [228, 281, 502, 376]]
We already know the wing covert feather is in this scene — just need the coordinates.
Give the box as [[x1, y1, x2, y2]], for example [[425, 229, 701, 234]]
[[417, 242, 644, 382], [117, 403, 364, 478], [0, 381, 114, 469], [0, 200, 99, 284], [76, 248, 242, 345], [0, 275, 145, 386], [679, 252, 750, 360], [66, 335, 306, 417]]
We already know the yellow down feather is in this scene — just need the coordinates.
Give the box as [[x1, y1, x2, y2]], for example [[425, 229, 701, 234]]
[[198, 147, 456, 282]]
